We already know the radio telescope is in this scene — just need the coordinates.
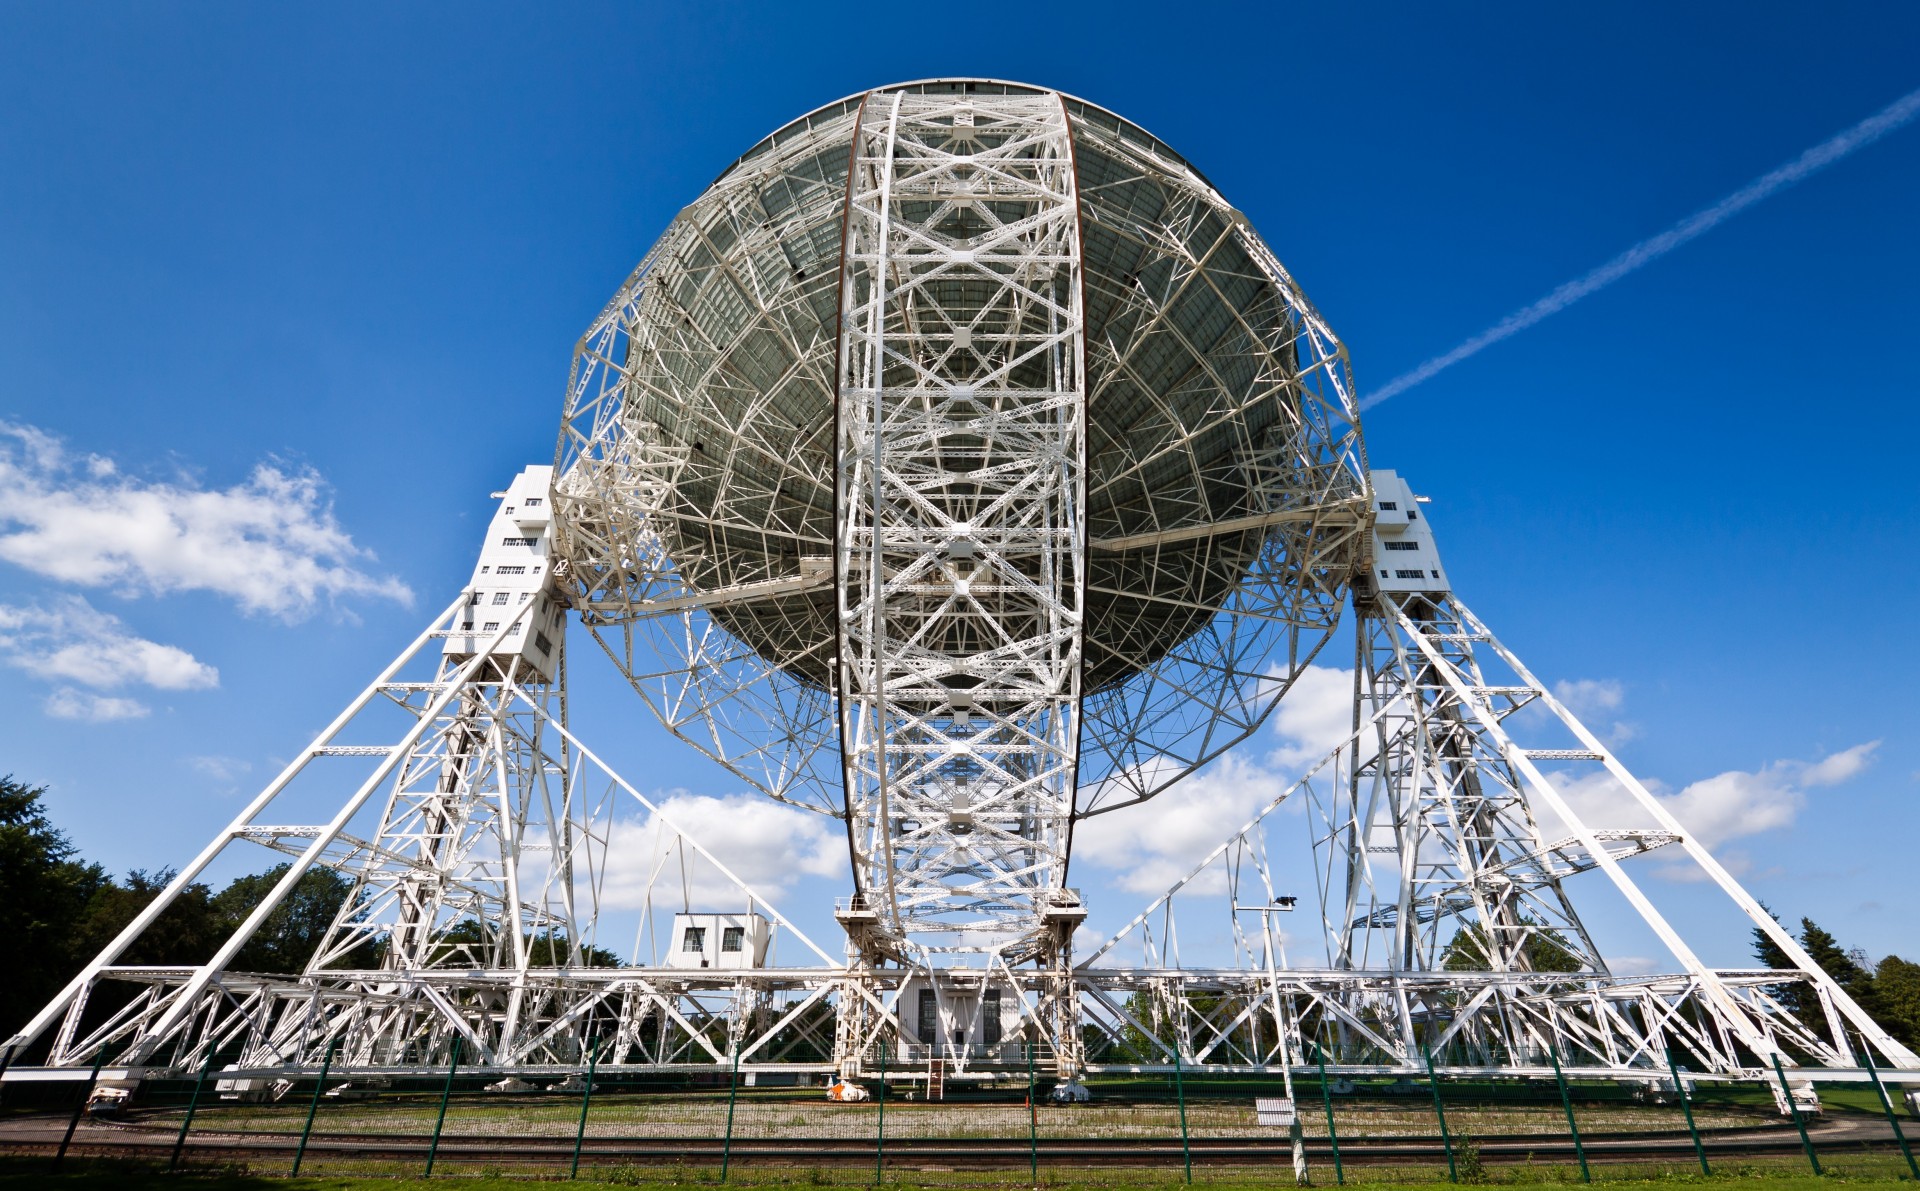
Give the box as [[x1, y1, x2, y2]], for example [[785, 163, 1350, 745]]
[[9, 80, 1911, 1102], [552, 79, 1365, 955]]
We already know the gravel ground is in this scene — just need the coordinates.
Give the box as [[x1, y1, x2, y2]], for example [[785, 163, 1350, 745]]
[[182, 1095, 1766, 1141]]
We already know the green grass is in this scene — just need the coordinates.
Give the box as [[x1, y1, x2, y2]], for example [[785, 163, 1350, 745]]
[[7, 1153, 1916, 1189]]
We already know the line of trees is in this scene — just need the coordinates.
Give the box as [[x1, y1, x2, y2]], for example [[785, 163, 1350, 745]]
[[3, 773, 629, 1047], [1, 774, 365, 1041], [1754, 911, 1920, 1049]]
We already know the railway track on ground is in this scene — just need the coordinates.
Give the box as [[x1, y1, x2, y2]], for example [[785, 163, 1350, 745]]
[[0, 1111, 1906, 1171]]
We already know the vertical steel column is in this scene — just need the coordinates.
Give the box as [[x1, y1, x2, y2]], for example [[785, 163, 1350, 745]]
[[50, 1045, 107, 1173], [721, 1041, 740, 1182], [570, 1036, 602, 1179], [169, 1046, 220, 1173], [1771, 1053, 1821, 1176], [290, 1040, 337, 1176], [1547, 1043, 1589, 1182], [1175, 1045, 1192, 1184], [424, 1037, 462, 1177], [1027, 1039, 1039, 1186], [834, 92, 1086, 949], [873, 1039, 888, 1184], [1664, 1045, 1710, 1175], [1317, 1047, 1345, 1185], [1423, 1045, 1458, 1183], [1860, 1036, 1918, 1180]]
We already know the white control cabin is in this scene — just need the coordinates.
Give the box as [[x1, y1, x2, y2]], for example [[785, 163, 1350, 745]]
[[443, 465, 566, 683], [895, 973, 1021, 1061], [1369, 470, 1450, 595], [665, 912, 772, 969]]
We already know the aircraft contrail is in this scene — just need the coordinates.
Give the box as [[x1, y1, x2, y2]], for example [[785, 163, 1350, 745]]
[[1360, 84, 1920, 411]]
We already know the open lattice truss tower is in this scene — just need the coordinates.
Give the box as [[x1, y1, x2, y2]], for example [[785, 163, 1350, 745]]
[[8, 80, 1914, 1102]]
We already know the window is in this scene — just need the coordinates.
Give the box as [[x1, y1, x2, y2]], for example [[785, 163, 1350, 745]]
[[468, 592, 481, 605], [518, 592, 530, 603], [461, 620, 474, 631], [1379, 501, 1398, 511], [682, 926, 706, 953], [918, 988, 938, 1043], [492, 592, 509, 605], [1383, 540, 1420, 551], [502, 536, 537, 547], [482, 621, 499, 632], [721, 926, 745, 953], [1394, 569, 1425, 580], [534, 632, 553, 654], [524, 497, 543, 507], [1408, 509, 1419, 520], [495, 565, 526, 575], [982, 989, 1002, 1045]]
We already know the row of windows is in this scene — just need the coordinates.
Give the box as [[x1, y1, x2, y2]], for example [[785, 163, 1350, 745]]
[[501, 536, 538, 547], [1382, 540, 1420, 551], [1378, 501, 1397, 511], [682, 925, 746, 952], [486, 565, 530, 575]]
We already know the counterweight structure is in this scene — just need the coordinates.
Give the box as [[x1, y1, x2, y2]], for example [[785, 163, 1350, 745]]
[[7, 81, 1914, 1103]]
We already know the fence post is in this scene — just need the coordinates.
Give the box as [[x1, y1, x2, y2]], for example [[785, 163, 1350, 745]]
[[290, 1040, 337, 1176], [1663, 1045, 1710, 1175], [1858, 1036, 1917, 1180], [1316, 1046, 1344, 1186], [1027, 1037, 1039, 1187], [874, 1035, 888, 1185], [424, 1035, 462, 1177], [51, 1044, 109, 1173], [1546, 1042, 1590, 1182], [722, 1039, 741, 1183], [1174, 1043, 1192, 1184], [1770, 1052, 1821, 1176], [570, 1035, 603, 1179], [1422, 1044, 1458, 1183], [169, 1045, 220, 1174]]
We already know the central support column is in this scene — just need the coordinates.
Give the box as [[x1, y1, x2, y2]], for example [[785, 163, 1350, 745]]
[[834, 92, 1087, 950]]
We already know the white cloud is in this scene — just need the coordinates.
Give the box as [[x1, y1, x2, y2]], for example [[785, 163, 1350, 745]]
[[1541, 742, 1879, 857], [1550, 677, 1636, 745], [1074, 753, 1285, 894], [1268, 664, 1359, 773], [1077, 665, 1356, 897], [1553, 678, 1623, 716], [188, 755, 253, 783], [1800, 741, 1877, 787], [599, 792, 843, 910], [0, 596, 217, 690], [46, 688, 150, 722], [0, 422, 411, 619]]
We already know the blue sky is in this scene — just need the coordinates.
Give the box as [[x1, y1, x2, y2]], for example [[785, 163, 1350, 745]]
[[1, 3, 1916, 969]]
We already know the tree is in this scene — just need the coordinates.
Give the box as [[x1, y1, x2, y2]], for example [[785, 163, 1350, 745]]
[[1442, 922, 1583, 973], [1872, 956, 1920, 1049], [213, 864, 375, 974], [0, 776, 112, 1041], [1796, 917, 1884, 1021], [1749, 903, 1814, 1021]]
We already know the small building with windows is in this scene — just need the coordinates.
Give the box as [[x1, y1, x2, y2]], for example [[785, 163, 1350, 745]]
[[665, 912, 772, 969], [894, 972, 1020, 1062]]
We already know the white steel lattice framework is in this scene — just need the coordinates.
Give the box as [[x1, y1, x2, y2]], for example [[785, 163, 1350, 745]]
[[7, 81, 1915, 1101], [550, 81, 1368, 962]]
